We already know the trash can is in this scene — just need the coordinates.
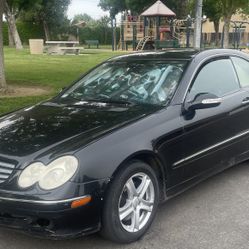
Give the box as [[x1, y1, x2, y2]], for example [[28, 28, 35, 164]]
[[29, 39, 44, 55]]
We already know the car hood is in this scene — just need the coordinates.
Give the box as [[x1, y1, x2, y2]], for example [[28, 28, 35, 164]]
[[0, 101, 161, 159]]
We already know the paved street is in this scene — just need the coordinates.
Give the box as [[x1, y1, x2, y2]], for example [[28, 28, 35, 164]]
[[0, 162, 249, 249]]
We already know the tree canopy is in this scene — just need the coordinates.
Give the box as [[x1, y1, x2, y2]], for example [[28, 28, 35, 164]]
[[99, 0, 188, 18], [125, 0, 188, 17], [6, 0, 41, 16], [20, 0, 71, 40], [203, 0, 223, 23], [99, 0, 126, 18], [220, 0, 249, 47]]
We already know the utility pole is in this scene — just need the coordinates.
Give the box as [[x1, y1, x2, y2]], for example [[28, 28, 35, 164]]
[[194, 0, 203, 49]]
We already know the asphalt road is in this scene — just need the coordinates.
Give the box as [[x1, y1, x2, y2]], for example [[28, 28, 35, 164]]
[[1, 162, 249, 249]]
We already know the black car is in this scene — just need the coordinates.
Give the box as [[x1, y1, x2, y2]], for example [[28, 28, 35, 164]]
[[0, 49, 249, 243]]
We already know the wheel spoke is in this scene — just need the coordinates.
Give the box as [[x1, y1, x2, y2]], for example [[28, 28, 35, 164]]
[[126, 178, 138, 197], [139, 199, 153, 212], [137, 176, 151, 198], [133, 208, 140, 232], [119, 201, 133, 221]]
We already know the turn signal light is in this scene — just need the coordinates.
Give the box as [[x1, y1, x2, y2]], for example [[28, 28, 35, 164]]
[[71, 196, 92, 209]]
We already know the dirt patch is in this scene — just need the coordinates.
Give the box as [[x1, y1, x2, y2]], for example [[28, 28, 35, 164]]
[[0, 85, 52, 98]]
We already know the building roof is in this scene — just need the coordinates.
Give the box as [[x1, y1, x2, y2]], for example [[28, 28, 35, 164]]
[[141, 0, 176, 17]]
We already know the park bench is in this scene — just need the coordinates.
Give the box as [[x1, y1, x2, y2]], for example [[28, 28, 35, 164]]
[[85, 40, 100, 49]]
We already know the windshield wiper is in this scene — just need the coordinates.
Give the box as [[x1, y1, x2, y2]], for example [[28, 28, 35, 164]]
[[101, 99, 134, 106]]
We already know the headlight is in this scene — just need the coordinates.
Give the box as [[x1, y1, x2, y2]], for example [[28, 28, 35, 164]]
[[18, 156, 78, 190], [18, 162, 46, 189]]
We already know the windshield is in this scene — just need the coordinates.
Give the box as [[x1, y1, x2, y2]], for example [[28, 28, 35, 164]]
[[60, 60, 187, 106]]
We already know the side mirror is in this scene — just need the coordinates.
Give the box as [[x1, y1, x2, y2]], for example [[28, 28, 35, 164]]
[[185, 93, 222, 112]]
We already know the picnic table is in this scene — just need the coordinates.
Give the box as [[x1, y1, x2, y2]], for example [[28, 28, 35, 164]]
[[45, 41, 84, 55]]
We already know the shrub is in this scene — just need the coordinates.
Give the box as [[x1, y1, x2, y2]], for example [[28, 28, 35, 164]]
[[3, 21, 44, 46]]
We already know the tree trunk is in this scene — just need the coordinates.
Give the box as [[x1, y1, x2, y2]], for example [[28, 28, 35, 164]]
[[104, 28, 107, 44], [4, 1, 23, 50], [0, 0, 7, 89], [7, 25, 14, 47], [213, 20, 220, 47], [223, 15, 232, 49], [43, 19, 50, 41]]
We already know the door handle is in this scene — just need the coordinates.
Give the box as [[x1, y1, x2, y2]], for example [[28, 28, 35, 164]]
[[242, 97, 249, 105]]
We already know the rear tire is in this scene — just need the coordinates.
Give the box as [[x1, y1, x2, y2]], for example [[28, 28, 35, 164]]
[[101, 161, 159, 243]]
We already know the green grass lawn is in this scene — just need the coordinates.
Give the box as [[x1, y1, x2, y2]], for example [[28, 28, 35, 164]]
[[0, 48, 126, 114]]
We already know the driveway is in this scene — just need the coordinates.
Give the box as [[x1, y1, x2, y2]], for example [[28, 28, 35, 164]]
[[0, 162, 249, 249]]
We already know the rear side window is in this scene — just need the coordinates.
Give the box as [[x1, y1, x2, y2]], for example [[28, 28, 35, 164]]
[[231, 57, 249, 88], [188, 59, 240, 100]]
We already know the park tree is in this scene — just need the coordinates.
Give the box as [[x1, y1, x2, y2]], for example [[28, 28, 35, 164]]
[[99, 0, 188, 17], [97, 16, 112, 44], [3, 0, 41, 49], [221, 0, 249, 48], [125, 0, 188, 18], [72, 14, 94, 24], [203, 0, 223, 46], [22, 0, 71, 41], [99, 0, 126, 18], [39, 0, 71, 41], [71, 14, 112, 45], [241, 4, 249, 15], [0, 0, 7, 89]]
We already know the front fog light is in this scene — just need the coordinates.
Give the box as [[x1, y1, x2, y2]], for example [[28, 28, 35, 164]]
[[18, 156, 78, 190]]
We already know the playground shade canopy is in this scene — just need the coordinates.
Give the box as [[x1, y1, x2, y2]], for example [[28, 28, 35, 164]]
[[141, 0, 176, 17]]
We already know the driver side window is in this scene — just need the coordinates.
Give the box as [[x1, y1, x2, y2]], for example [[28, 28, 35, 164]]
[[188, 59, 240, 101]]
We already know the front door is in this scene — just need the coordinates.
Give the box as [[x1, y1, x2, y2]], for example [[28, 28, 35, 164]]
[[172, 57, 249, 187]]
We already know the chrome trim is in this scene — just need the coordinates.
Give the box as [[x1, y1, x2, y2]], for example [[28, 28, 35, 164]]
[[0, 162, 15, 169], [242, 99, 249, 105], [0, 174, 10, 179], [0, 195, 91, 205], [0, 168, 13, 174], [173, 129, 249, 167], [202, 98, 222, 104]]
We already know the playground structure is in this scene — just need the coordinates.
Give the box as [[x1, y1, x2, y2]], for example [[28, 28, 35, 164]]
[[119, 0, 195, 51]]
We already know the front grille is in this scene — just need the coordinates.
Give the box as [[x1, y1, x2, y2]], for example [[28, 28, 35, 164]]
[[0, 161, 15, 184]]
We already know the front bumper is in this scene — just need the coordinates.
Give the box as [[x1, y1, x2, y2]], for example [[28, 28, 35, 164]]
[[0, 177, 111, 239], [0, 194, 103, 239], [0, 194, 102, 239]]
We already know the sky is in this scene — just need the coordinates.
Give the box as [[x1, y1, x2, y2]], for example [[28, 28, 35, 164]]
[[67, 0, 109, 20]]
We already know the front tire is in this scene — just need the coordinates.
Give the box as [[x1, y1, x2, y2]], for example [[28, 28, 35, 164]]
[[101, 161, 159, 243]]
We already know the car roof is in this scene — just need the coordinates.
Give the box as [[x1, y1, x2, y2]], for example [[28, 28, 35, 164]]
[[108, 49, 199, 62], [108, 49, 249, 62]]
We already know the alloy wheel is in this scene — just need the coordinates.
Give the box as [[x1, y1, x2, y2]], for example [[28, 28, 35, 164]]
[[118, 172, 155, 233]]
